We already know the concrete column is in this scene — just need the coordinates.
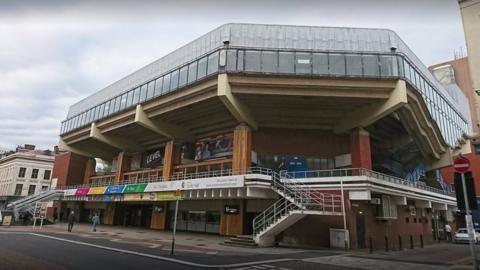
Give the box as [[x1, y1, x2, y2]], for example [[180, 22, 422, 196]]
[[350, 128, 372, 170], [232, 124, 252, 174], [162, 141, 181, 180], [114, 152, 127, 184], [82, 158, 96, 185]]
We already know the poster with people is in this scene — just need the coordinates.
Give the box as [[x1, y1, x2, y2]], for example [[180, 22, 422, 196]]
[[195, 133, 233, 161]]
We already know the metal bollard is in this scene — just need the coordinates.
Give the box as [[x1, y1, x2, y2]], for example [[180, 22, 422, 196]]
[[385, 236, 389, 252], [410, 235, 414, 249], [369, 237, 373, 253], [398, 235, 402, 251], [420, 235, 424, 248]]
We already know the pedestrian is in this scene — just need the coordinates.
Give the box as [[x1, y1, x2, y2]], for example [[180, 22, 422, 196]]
[[445, 223, 452, 241], [67, 211, 75, 232], [92, 213, 100, 232]]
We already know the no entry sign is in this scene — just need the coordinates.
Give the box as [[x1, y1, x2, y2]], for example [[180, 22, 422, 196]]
[[454, 156, 470, 174]]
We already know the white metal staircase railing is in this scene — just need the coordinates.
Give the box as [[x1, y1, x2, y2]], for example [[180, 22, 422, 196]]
[[6, 189, 64, 220], [252, 171, 343, 238]]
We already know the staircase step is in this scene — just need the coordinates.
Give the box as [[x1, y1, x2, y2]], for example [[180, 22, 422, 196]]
[[228, 237, 256, 244], [223, 240, 258, 247]]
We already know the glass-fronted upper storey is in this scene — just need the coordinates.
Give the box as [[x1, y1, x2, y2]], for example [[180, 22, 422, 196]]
[[60, 23, 471, 147]]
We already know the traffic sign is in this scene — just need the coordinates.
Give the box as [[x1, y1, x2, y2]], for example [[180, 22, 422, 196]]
[[454, 156, 470, 174]]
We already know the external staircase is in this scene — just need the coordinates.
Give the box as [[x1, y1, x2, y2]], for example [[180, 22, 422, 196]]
[[5, 189, 64, 221], [252, 171, 343, 247]]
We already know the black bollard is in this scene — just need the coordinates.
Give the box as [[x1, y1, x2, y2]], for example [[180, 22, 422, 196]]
[[369, 237, 373, 254], [410, 235, 414, 249], [398, 235, 402, 251], [385, 236, 389, 252], [420, 235, 424, 248]]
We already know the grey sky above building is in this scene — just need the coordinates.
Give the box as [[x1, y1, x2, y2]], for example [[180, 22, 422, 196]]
[[0, 0, 467, 150]]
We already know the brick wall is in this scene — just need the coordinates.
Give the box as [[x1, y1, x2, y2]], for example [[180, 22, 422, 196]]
[[52, 152, 89, 187]]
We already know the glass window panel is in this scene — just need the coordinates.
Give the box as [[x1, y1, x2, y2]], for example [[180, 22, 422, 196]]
[[363, 55, 380, 76], [278, 52, 294, 74], [114, 96, 121, 112], [226, 49, 237, 71], [126, 91, 134, 107], [295, 52, 311, 74], [187, 62, 197, 84], [154, 77, 163, 96], [312, 53, 328, 75], [147, 81, 155, 100], [397, 56, 404, 77], [197, 57, 207, 79], [170, 69, 179, 90], [179, 66, 188, 87], [163, 73, 172, 93], [99, 103, 105, 118], [329, 53, 346, 76], [345, 54, 362, 76], [262, 51, 278, 73], [245, 50, 261, 72], [120, 93, 127, 110], [139, 84, 147, 102], [133, 87, 140, 104], [379, 55, 396, 76], [108, 99, 115, 114], [237, 50, 244, 71], [403, 59, 410, 81], [207, 51, 219, 75], [94, 106, 100, 120]]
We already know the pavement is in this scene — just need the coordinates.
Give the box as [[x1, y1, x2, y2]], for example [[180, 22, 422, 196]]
[[0, 223, 478, 270]]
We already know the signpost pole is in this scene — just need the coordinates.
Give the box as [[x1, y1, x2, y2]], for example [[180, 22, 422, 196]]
[[171, 190, 180, 256], [340, 178, 348, 249], [462, 172, 478, 270]]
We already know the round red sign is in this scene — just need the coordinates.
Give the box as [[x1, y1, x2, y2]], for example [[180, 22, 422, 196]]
[[453, 156, 470, 174]]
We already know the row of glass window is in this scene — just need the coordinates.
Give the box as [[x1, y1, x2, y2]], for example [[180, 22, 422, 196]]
[[60, 51, 220, 134], [226, 49, 398, 77], [225, 49, 469, 146], [60, 48, 469, 147], [400, 58, 469, 146]]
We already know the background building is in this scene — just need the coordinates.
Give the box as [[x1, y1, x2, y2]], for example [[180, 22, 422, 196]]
[[52, 24, 466, 248], [0, 144, 54, 208]]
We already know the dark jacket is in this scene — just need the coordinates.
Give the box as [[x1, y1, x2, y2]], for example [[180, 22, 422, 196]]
[[67, 213, 75, 224]]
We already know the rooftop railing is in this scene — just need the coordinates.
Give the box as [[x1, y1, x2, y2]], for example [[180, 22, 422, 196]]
[[57, 166, 454, 198]]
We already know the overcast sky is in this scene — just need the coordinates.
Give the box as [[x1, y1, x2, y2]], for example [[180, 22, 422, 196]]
[[0, 0, 467, 150]]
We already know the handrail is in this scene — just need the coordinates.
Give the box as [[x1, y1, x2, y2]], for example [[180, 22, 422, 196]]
[[252, 170, 343, 236]]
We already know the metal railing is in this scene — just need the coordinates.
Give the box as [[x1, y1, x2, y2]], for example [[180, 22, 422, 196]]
[[57, 167, 273, 190], [252, 171, 343, 237], [285, 168, 456, 197]]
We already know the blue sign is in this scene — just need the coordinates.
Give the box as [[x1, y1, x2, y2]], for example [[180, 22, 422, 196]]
[[104, 185, 125, 194]]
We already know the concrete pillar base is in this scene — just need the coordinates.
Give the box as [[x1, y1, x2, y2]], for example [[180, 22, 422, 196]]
[[256, 235, 276, 247]]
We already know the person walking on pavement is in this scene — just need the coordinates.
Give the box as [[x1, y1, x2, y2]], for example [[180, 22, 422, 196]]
[[92, 213, 100, 232], [67, 211, 75, 232], [445, 223, 452, 241]]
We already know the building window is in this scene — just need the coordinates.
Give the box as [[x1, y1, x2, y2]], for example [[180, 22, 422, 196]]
[[44, 170, 51, 180], [31, 169, 39, 179], [18, 167, 26, 178], [41, 185, 49, 190], [14, 184, 23, 195], [28, 185, 36, 195]]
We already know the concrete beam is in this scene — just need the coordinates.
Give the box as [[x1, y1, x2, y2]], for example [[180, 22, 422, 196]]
[[394, 196, 407, 206], [415, 200, 432, 209], [58, 138, 95, 158], [432, 203, 448, 211], [218, 74, 258, 130], [335, 80, 408, 134], [134, 105, 194, 142], [89, 123, 138, 151]]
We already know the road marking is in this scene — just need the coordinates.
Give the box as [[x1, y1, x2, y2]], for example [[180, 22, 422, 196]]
[[29, 233, 295, 268]]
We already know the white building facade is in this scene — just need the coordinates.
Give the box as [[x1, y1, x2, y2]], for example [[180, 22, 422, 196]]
[[0, 149, 54, 205]]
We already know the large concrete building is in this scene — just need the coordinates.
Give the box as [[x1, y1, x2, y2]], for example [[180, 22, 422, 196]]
[[53, 24, 469, 248], [0, 145, 54, 208]]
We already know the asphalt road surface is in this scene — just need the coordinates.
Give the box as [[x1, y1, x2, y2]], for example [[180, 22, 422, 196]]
[[0, 232, 345, 270]]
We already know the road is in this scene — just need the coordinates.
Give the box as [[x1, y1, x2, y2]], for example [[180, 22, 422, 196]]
[[0, 230, 476, 270]]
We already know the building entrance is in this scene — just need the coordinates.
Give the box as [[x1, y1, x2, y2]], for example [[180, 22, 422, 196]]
[[168, 210, 220, 233]]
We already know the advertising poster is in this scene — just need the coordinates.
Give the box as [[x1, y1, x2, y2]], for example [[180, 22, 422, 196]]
[[195, 133, 233, 161], [104, 185, 126, 194], [142, 147, 164, 168], [88, 187, 106, 195], [75, 187, 90, 196], [123, 183, 147, 193]]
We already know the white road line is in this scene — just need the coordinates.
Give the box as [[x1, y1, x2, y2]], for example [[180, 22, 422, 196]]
[[28, 233, 295, 268]]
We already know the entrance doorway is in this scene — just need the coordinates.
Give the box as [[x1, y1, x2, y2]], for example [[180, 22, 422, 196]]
[[120, 204, 152, 227], [356, 213, 366, 248]]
